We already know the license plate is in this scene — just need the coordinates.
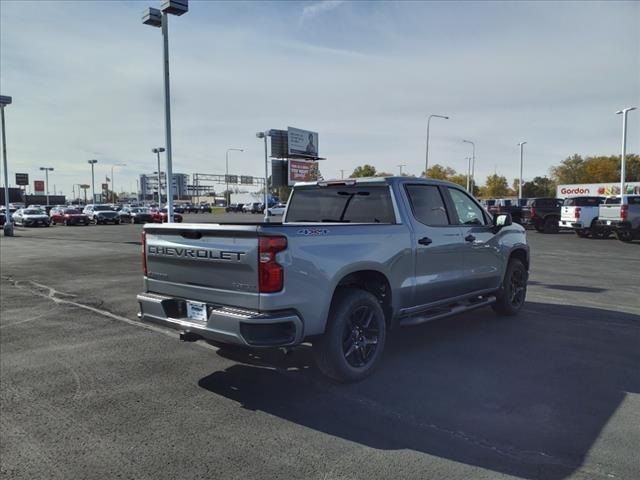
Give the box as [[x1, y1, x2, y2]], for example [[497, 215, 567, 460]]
[[186, 301, 207, 323], [607, 220, 612, 225]]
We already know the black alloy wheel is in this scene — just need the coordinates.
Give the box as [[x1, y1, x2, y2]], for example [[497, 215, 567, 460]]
[[342, 305, 380, 368]]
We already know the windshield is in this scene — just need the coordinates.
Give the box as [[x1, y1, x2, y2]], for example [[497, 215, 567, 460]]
[[24, 209, 43, 215], [93, 205, 113, 211], [64, 209, 82, 214], [564, 197, 603, 206], [287, 185, 395, 223]]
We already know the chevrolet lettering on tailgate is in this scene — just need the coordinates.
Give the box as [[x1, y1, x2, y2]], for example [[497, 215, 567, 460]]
[[147, 245, 246, 262]]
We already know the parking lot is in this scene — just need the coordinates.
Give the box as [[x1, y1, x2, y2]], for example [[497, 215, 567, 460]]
[[1, 215, 639, 480]]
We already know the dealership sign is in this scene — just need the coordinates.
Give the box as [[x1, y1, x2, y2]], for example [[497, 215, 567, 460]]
[[557, 182, 640, 198], [15, 173, 29, 186], [288, 127, 319, 159], [34, 180, 45, 193]]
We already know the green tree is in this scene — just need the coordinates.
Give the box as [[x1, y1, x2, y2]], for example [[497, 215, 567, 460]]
[[627, 154, 640, 181], [448, 174, 469, 189], [350, 164, 377, 178], [423, 164, 456, 180], [521, 176, 556, 198], [481, 174, 510, 197], [376, 171, 394, 177], [550, 154, 585, 184]]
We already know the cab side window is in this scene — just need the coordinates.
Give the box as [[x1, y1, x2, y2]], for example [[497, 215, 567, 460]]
[[405, 185, 451, 226], [447, 188, 488, 225]]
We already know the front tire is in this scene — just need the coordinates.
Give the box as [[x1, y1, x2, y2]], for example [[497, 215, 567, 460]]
[[492, 259, 527, 316], [313, 289, 386, 383]]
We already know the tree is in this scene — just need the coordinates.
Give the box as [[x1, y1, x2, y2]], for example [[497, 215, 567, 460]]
[[583, 155, 619, 183], [423, 164, 455, 180], [550, 154, 585, 184], [350, 164, 377, 178], [448, 174, 469, 189], [481, 174, 510, 197], [521, 176, 556, 198], [376, 171, 394, 177]]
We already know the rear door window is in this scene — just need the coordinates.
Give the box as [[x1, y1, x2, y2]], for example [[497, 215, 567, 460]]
[[405, 185, 450, 226]]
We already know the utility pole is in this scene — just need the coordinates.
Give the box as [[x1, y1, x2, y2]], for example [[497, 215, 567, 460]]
[[397, 164, 406, 176]]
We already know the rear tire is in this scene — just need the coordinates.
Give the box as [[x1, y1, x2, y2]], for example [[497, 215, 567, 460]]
[[575, 229, 589, 238], [313, 289, 386, 383], [492, 259, 527, 316], [615, 230, 633, 242], [543, 216, 559, 234]]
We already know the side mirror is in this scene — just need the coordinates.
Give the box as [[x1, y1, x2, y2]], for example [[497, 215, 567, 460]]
[[493, 213, 512, 229]]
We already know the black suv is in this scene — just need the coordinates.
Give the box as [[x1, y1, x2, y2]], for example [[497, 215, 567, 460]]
[[521, 197, 563, 233]]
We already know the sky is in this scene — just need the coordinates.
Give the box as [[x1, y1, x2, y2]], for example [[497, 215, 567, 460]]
[[1, 0, 639, 197]]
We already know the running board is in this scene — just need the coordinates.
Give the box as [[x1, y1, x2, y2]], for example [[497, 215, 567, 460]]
[[399, 295, 497, 327]]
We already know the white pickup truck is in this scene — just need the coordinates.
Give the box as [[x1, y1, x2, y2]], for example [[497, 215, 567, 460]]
[[559, 196, 607, 238], [597, 195, 640, 242]]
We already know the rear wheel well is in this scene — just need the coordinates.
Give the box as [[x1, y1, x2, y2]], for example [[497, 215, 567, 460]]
[[332, 271, 393, 327]]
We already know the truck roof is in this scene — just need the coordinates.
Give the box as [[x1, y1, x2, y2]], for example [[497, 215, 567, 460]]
[[295, 176, 463, 189]]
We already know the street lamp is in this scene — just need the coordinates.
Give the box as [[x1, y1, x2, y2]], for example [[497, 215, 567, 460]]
[[425, 114, 449, 177], [225, 148, 244, 206], [462, 139, 476, 194], [0, 94, 12, 236], [39, 167, 54, 206], [88, 159, 98, 203], [256, 131, 270, 223], [110, 163, 127, 203], [142, 0, 189, 224], [615, 107, 637, 196], [518, 141, 527, 199], [465, 157, 472, 191], [152, 148, 165, 205]]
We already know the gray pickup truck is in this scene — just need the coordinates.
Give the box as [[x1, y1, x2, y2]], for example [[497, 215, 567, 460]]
[[597, 195, 640, 242], [138, 177, 529, 382]]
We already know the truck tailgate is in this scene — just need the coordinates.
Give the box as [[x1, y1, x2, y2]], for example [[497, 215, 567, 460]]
[[143, 224, 260, 309], [598, 205, 621, 221]]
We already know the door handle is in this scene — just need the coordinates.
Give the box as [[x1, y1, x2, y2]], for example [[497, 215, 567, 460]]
[[465, 234, 476, 242], [418, 237, 433, 246]]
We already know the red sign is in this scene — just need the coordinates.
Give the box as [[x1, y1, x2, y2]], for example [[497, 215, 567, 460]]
[[34, 180, 45, 193], [288, 159, 319, 185]]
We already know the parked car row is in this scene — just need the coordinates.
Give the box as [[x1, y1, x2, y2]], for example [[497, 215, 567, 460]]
[[5, 204, 183, 227], [481, 195, 640, 242]]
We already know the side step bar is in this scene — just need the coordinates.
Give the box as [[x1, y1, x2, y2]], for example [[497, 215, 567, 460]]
[[399, 295, 496, 327]]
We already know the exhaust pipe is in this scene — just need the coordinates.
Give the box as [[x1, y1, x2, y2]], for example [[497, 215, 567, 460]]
[[180, 331, 201, 342]]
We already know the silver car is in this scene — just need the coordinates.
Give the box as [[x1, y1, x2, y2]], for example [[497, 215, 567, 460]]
[[12, 208, 50, 227]]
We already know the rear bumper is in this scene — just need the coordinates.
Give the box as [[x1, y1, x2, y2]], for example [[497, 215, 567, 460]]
[[137, 292, 304, 347], [597, 219, 631, 230]]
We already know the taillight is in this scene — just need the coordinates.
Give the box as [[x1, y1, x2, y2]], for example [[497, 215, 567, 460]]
[[258, 236, 287, 293], [621, 205, 628, 221], [530, 206, 537, 218], [142, 231, 148, 276], [574, 207, 581, 219]]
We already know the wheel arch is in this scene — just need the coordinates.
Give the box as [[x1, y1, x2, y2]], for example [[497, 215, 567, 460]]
[[330, 270, 393, 328]]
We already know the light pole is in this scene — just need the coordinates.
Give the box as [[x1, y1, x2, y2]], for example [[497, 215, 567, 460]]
[[152, 147, 165, 205], [225, 148, 244, 206], [616, 107, 637, 196], [397, 164, 406, 176], [39, 167, 54, 206], [518, 141, 527, 199], [88, 159, 98, 203], [110, 163, 126, 203], [256, 131, 270, 223], [425, 114, 449, 177], [462, 139, 475, 194], [1, 95, 13, 236], [465, 157, 472, 191], [142, 1, 188, 223]]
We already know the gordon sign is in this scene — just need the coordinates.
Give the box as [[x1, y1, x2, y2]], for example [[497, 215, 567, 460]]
[[556, 182, 640, 198]]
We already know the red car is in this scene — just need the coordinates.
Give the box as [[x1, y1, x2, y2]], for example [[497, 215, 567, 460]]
[[151, 208, 183, 223], [50, 207, 90, 226]]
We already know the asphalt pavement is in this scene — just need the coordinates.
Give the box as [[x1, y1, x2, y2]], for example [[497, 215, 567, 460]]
[[1, 215, 639, 480]]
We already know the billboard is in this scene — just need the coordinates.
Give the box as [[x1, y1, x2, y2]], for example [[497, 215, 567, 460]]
[[34, 180, 45, 194], [15, 173, 29, 186], [556, 182, 640, 198], [288, 159, 319, 185], [288, 127, 318, 158]]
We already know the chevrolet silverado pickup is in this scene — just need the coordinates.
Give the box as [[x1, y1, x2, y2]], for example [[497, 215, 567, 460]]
[[138, 177, 530, 382], [597, 195, 640, 242], [560, 196, 607, 238]]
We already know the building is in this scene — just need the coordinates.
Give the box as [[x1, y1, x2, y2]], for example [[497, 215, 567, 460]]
[[139, 173, 189, 200]]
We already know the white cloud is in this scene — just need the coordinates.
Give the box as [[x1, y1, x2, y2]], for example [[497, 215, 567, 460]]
[[300, 0, 345, 24]]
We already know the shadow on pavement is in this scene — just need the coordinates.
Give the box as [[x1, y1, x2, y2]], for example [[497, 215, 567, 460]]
[[199, 301, 640, 480]]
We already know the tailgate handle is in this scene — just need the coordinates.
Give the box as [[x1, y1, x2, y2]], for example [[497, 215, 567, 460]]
[[181, 231, 203, 239]]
